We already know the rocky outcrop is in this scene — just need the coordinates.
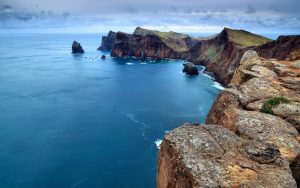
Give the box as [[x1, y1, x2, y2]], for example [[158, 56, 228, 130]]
[[157, 123, 296, 188], [111, 27, 199, 59], [72, 40, 84, 54], [157, 51, 300, 187], [256, 35, 300, 61], [187, 28, 271, 85], [105, 28, 299, 87], [98, 31, 116, 51], [182, 63, 199, 75]]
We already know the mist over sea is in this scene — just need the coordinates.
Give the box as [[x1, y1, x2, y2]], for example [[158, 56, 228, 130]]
[[0, 33, 222, 188]]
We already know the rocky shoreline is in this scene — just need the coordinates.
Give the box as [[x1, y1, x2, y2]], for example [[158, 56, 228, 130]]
[[157, 51, 300, 187], [97, 27, 300, 187], [100, 27, 300, 85]]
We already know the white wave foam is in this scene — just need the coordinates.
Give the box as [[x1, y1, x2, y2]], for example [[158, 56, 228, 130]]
[[203, 73, 214, 79], [155, 139, 163, 149], [125, 113, 150, 141], [213, 82, 225, 90], [71, 178, 89, 188], [125, 113, 139, 123], [126, 62, 133, 65]]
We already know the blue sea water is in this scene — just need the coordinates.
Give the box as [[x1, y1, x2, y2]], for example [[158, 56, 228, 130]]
[[0, 33, 221, 188]]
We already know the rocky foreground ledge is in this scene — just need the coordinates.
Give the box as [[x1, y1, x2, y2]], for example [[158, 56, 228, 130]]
[[157, 51, 300, 187]]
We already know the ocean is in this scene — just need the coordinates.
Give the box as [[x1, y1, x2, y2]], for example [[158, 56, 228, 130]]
[[0, 33, 221, 188]]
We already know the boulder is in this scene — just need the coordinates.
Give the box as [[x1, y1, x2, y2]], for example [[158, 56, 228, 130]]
[[292, 60, 300, 69], [240, 50, 259, 64], [182, 63, 199, 75], [101, 55, 106, 60], [72, 40, 84, 54], [234, 109, 300, 161], [157, 124, 296, 188]]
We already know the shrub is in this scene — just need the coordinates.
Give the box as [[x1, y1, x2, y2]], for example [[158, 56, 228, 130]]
[[260, 97, 289, 115]]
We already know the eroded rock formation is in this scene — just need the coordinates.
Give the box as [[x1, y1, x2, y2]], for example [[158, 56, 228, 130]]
[[103, 28, 300, 87], [98, 31, 116, 51], [157, 51, 300, 187], [157, 123, 296, 188], [187, 28, 271, 85], [111, 27, 200, 59], [182, 63, 199, 75], [256, 35, 300, 61], [72, 40, 84, 54]]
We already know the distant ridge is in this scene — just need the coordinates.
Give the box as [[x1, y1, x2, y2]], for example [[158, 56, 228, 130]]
[[99, 27, 299, 85]]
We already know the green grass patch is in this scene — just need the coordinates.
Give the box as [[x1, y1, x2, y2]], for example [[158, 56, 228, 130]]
[[225, 28, 271, 48], [260, 97, 290, 115], [133, 27, 190, 52], [203, 46, 221, 62]]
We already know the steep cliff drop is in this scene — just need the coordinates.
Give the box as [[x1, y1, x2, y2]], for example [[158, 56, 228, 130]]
[[186, 28, 271, 85], [101, 28, 300, 87], [108, 27, 271, 85], [98, 31, 117, 51], [110, 27, 199, 59], [256, 35, 300, 61], [157, 50, 300, 187]]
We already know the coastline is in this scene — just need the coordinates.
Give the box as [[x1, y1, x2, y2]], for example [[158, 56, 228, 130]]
[[157, 50, 300, 187]]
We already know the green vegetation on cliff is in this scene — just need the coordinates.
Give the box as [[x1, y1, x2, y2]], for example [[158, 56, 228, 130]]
[[260, 97, 290, 115], [202, 46, 220, 62], [225, 28, 272, 48], [133, 27, 194, 52]]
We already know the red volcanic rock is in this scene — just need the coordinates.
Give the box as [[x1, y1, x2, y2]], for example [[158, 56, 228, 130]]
[[187, 28, 271, 85], [111, 27, 200, 60], [256, 35, 300, 61]]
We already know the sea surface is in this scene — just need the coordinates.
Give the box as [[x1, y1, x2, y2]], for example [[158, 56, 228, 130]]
[[0, 33, 222, 188]]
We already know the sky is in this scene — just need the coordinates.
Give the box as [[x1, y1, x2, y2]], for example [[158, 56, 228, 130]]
[[0, 0, 300, 35]]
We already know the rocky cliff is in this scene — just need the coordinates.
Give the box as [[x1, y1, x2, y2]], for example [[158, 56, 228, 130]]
[[104, 28, 300, 87], [98, 31, 117, 51], [157, 51, 300, 187], [187, 28, 271, 85], [110, 27, 271, 85], [111, 27, 199, 59], [256, 35, 300, 61]]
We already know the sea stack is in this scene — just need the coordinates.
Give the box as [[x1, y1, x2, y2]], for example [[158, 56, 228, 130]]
[[72, 40, 84, 54], [182, 62, 199, 75]]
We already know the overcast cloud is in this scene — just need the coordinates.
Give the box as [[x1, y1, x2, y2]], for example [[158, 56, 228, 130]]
[[0, 0, 299, 34]]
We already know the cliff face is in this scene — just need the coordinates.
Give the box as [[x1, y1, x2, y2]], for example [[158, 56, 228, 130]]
[[157, 51, 300, 187], [111, 27, 199, 59], [98, 31, 116, 51], [256, 35, 300, 61], [111, 32, 186, 59], [103, 28, 299, 87], [157, 123, 297, 188], [187, 28, 271, 85]]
